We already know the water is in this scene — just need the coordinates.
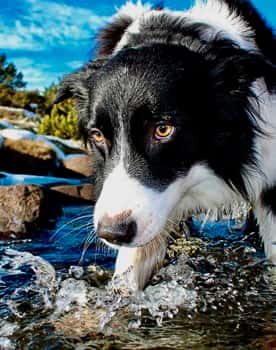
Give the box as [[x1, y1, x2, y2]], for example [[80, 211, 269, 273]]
[[0, 205, 275, 350]]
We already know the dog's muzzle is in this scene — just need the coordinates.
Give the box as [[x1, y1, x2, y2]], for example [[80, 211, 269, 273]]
[[96, 210, 137, 245]]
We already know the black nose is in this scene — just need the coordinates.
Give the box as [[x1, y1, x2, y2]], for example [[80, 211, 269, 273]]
[[96, 219, 137, 245]]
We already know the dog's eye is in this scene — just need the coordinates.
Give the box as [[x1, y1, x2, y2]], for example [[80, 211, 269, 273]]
[[154, 124, 175, 140], [91, 129, 105, 144]]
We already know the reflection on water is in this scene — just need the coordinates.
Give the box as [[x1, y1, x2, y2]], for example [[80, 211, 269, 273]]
[[0, 205, 275, 350]]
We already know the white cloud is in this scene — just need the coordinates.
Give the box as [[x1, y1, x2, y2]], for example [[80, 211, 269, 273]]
[[0, 0, 109, 51], [12, 57, 59, 91]]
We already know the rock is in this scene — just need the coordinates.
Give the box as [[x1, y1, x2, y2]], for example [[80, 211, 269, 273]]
[[60, 155, 93, 178], [0, 185, 57, 240], [0, 183, 93, 240], [0, 138, 58, 175], [50, 184, 95, 204]]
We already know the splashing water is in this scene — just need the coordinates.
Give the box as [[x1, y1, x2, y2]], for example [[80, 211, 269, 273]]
[[0, 205, 275, 349]]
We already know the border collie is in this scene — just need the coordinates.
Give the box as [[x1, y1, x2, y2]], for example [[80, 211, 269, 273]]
[[55, 0, 276, 290]]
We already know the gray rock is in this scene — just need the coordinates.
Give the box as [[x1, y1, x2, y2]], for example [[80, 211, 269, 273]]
[[0, 185, 55, 239]]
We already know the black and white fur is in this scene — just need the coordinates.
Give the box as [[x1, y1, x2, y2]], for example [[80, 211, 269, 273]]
[[55, 0, 276, 290]]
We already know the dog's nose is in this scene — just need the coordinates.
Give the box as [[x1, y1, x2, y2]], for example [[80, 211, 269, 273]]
[[96, 211, 137, 245]]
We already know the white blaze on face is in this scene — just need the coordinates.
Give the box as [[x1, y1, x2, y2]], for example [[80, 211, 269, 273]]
[[94, 158, 236, 248]]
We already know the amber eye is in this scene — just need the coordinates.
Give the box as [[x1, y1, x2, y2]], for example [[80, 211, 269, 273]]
[[154, 124, 175, 140], [91, 129, 105, 144]]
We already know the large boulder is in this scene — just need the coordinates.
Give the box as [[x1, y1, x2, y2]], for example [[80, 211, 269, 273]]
[[0, 183, 95, 240], [0, 138, 58, 175], [60, 155, 93, 178], [0, 185, 57, 239]]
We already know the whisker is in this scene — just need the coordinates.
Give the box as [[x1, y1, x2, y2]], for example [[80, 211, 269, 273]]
[[199, 208, 212, 233], [53, 221, 94, 243], [79, 224, 95, 246], [81, 228, 96, 248], [50, 214, 93, 241], [79, 229, 98, 264]]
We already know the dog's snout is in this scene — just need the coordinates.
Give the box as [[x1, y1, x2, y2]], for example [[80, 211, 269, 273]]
[[96, 211, 136, 245]]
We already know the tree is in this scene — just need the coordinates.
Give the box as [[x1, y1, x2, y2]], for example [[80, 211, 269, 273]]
[[0, 86, 44, 112], [0, 53, 26, 89], [0, 54, 45, 111]]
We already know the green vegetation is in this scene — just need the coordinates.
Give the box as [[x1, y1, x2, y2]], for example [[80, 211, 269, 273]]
[[0, 53, 81, 140], [37, 98, 81, 140]]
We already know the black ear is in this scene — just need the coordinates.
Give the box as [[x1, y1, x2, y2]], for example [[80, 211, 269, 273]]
[[205, 40, 276, 94], [97, 15, 133, 56], [53, 58, 107, 104], [53, 72, 82, 104]]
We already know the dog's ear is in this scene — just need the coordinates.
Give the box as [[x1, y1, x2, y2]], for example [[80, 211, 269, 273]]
[[206, 41, 276, 94], [53, 71, 83, 104], [97, 15, 133, 56], [53, 58, 107, 104]]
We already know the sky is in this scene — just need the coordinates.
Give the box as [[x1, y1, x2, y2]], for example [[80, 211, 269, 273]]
[[0, 0, 276, 92]]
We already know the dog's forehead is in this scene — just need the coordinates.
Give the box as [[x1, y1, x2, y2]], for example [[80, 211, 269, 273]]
[[88, 45, 207, 133], [90, 69, 159, 128]]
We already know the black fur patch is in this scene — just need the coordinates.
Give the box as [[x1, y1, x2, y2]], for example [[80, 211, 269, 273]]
[[261, 186, 276, 215]]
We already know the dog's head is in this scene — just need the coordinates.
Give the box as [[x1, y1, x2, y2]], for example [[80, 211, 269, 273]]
[[55, 39, 275, 249]]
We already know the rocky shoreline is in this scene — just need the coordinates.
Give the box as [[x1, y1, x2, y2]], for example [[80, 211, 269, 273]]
[[0, 121, 95, 239]]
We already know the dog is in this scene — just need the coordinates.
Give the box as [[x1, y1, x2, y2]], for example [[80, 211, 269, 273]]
[[55, 0, 276, 291]]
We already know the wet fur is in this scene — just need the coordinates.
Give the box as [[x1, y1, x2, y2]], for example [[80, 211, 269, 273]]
[[55, 0, 276, 290]]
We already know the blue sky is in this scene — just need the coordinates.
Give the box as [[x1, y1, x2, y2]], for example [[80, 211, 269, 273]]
[[1, 0, 276, 91]]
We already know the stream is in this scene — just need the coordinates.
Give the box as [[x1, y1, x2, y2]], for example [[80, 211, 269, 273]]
[[0, 205, 275, 350]]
